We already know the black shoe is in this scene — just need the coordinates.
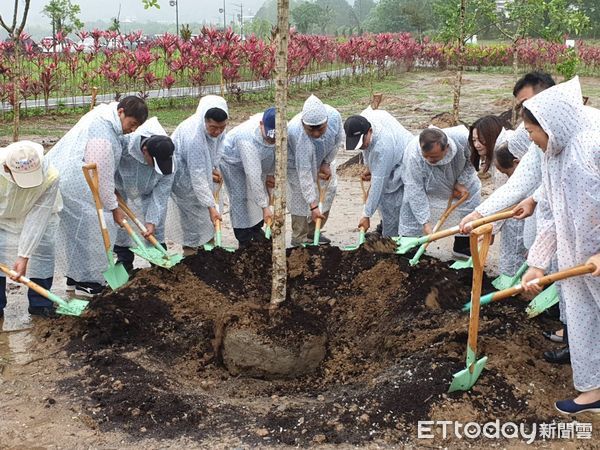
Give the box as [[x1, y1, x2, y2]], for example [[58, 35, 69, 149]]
[[543, 347, 570, 364], [542, 330, 564, 343], [452, 236, 471, 259], [0, 309, 4, 319], [66, 276, 76, 292], [308, 233, 331, 244], [375, 222, 383, 234], [28, 306, 57, 318], [75, 282, 104, 297]]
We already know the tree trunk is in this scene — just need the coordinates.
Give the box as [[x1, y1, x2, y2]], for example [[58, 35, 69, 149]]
[[12, 36, 20, 142], [452, 0, 467, 125], [511, 39, 519, 126], [270, 0, 290, 307]]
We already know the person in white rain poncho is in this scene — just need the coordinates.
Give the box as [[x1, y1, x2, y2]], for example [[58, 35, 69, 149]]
[[0, 142, 62, 318], [399, 126, 481, 258], [343, 109, 413, 237], [220, 107, 276, 246], [47, 96, 148, 296], [168, 95, 228, 254], [288, 95, 344, 246], [517, 77, 600, 415], [113, 117, 175, 273]]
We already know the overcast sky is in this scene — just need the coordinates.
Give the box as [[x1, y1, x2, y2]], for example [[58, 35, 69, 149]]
[[1, 0, 266, 28]]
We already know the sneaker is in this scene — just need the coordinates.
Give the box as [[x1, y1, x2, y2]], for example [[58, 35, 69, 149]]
[[28, 306, 57, 319], [555, 398, 600, 415], [66, 276, 76, 292], [75, 282, 104, 297]]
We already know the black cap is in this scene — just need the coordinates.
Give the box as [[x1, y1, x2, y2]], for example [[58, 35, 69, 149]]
[[142, 135, 175, 175], [344, 115, 371, 150]]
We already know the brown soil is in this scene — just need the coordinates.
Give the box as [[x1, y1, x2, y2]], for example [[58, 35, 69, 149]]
[[27, 241, 588, 447]]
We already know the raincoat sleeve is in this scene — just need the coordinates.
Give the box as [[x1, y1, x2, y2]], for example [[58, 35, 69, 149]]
[[476, 146, 541, 216], [183, 139, 216, 209], [18, 177, 60, 259], [295, 136, 317, 206], [456, 143, 477, 186], [363, 144, 389, 218], [239, 139, 269, 209], [84, 134, 119, 211], [144, 174, 175, 226], [403, 153, 430, 226]]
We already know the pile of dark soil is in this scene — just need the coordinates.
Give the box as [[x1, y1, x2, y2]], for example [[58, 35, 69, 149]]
[[40, 242, 572, 446]]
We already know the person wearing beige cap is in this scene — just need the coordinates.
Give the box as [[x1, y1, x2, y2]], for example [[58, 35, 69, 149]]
[[1, 141, 62, 319], [287, 94, 344, 246]]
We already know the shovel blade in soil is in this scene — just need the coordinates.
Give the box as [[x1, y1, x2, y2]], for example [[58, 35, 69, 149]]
[[526, 284, 559, 318], [56, 298, 90, 316], [131, 245, 182, 269], [492, 262, 528, 290], [395, 237, 422, 254], [448, 356, 488, 392], [103, 262, 129, 290], [450, 257, 473, 270]]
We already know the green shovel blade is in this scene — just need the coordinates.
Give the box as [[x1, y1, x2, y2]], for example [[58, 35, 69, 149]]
[[131, 245, 182, 269], [409, 244, 427, 266], [526, 284, 559, 318], [343, 229, 365, 251], [395, 236, 425, 254], [103, 260, 129, 290], [492, 263, 528, 290], [47, 290, 89, 316], [450, 257, 473, 270], [56, 299, 90, 316], [265, 225, 272, 239], [449, 355, 488, 392]]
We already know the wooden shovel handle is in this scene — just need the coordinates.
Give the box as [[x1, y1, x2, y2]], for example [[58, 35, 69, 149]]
[[82, 163, 112, 253], [0, 263, 51, 301], [466, 224, 493, 357], [371, 93, 383, 110], [425, 192, 469, 250], [116, 194, 161, 247], [359, 178, 370, 205], [491, 263, 596, 303], [90, 86, 98, 111]]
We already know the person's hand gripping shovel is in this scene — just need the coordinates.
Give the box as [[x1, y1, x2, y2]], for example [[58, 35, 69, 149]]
[[116, 194, 183, 268], [410, 191, 468, 266], [0, 263, 89, 316], [82, 163, 129, 290], [344, 177, 370, 251], [449, 223, 493, 393]]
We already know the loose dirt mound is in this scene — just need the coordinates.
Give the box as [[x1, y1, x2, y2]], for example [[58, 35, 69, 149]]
[[37, 242, 573, 446]]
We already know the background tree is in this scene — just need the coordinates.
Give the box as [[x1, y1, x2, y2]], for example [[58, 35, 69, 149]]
[[42, 0, 84, 41], [399, 0, 436, 40], [0, 0, 32, 141], [366, 0, 409, 33], [351, 0, 375, 26], [291, 2, 331, 34], [580, 0, 600, 38], [246, 18, 273, 38]]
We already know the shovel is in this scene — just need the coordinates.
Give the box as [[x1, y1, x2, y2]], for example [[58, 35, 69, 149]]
[[344, 178, 370, 251], [450, 257, 473, 270], [526, 284, 559, 318], [204, 181, 235, 252], [303, 178, 330, 247], [462, 262, 596, 312], [396, 208, 516, 255], [82, 164, 129, 290], [410, 192, 469, 266], [0, 263, 89, 316], [449, 223, 493, 393], [492, 261, 529, 290], [265, 188, 274, 239], [117, 195, 183, 268]]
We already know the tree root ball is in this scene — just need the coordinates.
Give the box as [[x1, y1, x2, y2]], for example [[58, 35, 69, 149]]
[[222, 326, 327, 379]]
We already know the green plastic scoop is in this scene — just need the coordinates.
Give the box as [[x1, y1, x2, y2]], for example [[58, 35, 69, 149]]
[[121, 219, 182, 269], [450, 257, 473, 270], [343, 228, 366, 251], [0, 263, 88, 316]]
